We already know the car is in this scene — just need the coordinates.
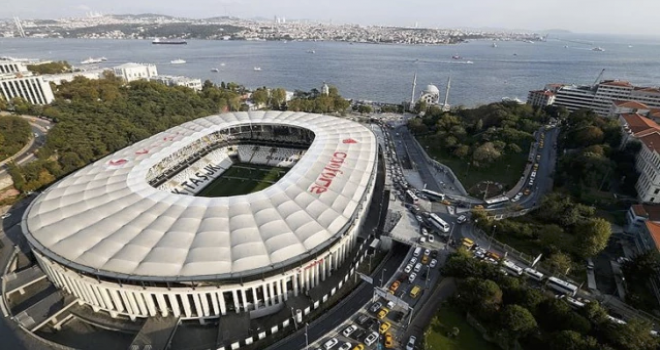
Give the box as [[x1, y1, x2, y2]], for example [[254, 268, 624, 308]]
[[415, 215, 423, 222], [421, 228, 428, 236], [524, 188, 531, 195], [409, 257, 417, 265], [406, 336, 417, 350], [364, 332, 379, 346], [351, 344, 365, 350], [421, 255, 429, 264], [338, 342, 352, 350], [536, 154, 541, 161], [424, 249, 430, 256], [456, 215, 467, 224], [531, 171, 537, 178], [377, 307, 390, 319], [387, 301, 395, 309], [419, 236, 426, 243], [528, 179, 534, 186], [389, 280, 400, 293], [1, 213, 11, 219], [408, 272, 417, 283], [533, 163, 539, 170], [404, 264, 413, 273], [512, 193, 523, 202], [379, 321, 391, 334], [414, 263, 422, 272], [384, 333, 395, 348], [324, 338, 339, 350], [356, 314, 370, 326], [430, 259, 438, 268], [343, 325, 358, 337], [369, 301, 383, 313], [428, 234, 435, 243]]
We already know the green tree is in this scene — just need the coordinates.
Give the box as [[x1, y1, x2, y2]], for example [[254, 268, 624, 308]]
[[580, 301, 610, 326], [251, 88, 269, 107], [453, 144, 469, 159], [270, 88, 286, 110], [545, 252, 572, 276], [408, 118, 428, 135], [357, 105, 372, 114], [499, 304, 538, 335], [472, 142, 502, 165], [536, 298, 591, 334], [604, 318, 660, 350], [576, 218, 612, 258], [26, 61, 71, 74], [459, 278, 503, 313], [550, 330, 600, 350]]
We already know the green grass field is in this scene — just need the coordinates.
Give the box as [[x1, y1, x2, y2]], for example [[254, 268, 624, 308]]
[[424, 306, 498, 350], [197, 163, 290, 197]]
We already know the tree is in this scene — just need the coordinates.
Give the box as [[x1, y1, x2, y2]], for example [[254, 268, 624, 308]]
[[459, 278, 502, 313], [545, 252, 572, 276], [357, 105, 372, 114], [536, 298, 592, 334], [453, 144, 469, 159], [576, 218, 612, 258], [500, 304, 537, 335], [408, 118, 428, 135], [622, 250, 660, 281], [251, 88, 269, 107], [270, 88, 286, 110], [604, 318, 660, 350], [580, 301, 610, 326], [550, 330, 600, 350], [472, 142, 502, 165]]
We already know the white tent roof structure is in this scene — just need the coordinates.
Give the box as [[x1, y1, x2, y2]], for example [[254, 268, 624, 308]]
[[24, 111, 378, 281]]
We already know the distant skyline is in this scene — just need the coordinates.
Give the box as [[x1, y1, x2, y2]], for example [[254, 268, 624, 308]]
[[1, 0, 659, 36]]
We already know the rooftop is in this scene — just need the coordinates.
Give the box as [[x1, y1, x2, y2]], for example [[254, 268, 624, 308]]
[[645, 221, 660, 251], [621, 113, 660, 136], [632, 204, 660, 222], [613, 100, 649, 109], [600, 80, 633, 87]]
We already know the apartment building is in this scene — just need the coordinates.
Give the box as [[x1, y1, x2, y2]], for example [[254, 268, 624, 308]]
[[0, 59, 54, 105]]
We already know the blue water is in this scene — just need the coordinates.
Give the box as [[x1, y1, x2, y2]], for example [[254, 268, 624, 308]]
[[2, 33, 660, 106]]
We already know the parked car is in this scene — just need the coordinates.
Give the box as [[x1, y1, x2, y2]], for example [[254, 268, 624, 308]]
[[384, 333, 395, 348], [404, 264, 413, 273], [456, 215, 467, 224], [323, 338, 339, 350], [406, 336, 417, 350], [343, 325, 357, 337], [1, 213, 11, 219], [377, 308, 390, 319], [338, 342, 352, 350], [351, 344, 364, 350], [430, 259, 438, 268], [408, 272, 417, 283], [364, 332, 379, 346], [369, 302, 382, 313], [379, 321, 391, 334]]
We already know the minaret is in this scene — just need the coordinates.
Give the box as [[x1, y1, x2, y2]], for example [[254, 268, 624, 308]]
[[442, 77, 451, 112], [410, 72, 417, 112]]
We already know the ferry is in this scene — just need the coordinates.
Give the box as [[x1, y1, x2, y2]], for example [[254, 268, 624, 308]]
[[170, 59, 186, 64], [81, 57, 103, 64], [211, 68, 219, 73], [452, 55, 462, 60], [592, 47, 605, 52], [253, 67, 262, 71], [153, 38, 187, 45]]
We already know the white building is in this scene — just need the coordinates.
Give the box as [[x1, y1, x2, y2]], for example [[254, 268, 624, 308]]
[[0, 59, 54, 105], [526, 89, 556, 107], [418, 84, 440, 105], [112, 62, 158, 82], [619, 113, 660, 203], [150, 75, 202, 91], [42, 69, 109, 85], [529, 80, 660, 117]]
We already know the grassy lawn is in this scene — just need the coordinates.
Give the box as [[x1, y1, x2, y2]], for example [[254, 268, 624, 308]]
[[424, 306, 498, 350], [197, 163, 290, 197], [417, 136, 530, 193]]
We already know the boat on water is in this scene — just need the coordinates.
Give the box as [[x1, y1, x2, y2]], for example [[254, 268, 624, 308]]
[[465, 60, 474, 64], [523, 40, 534, 44], [220, 62, 226, 67], [211, 68, 219, 73], [592, 47, 605, 52], [81, 57, 104, 64], [306, 50, 315, 54], [492, 42, 497, 48], [253, 67, 262, 71], [153, 38, 187, 45], [170, 59, 186, 64], [564, 45, 569, 48], [452, 55, 462, 60]]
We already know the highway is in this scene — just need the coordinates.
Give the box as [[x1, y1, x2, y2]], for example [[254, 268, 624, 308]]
[[266, 247, 408, 350]]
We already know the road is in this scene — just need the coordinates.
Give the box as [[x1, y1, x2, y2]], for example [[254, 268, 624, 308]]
[[0, 115, 51, 177], [267, 247, 408, 350]]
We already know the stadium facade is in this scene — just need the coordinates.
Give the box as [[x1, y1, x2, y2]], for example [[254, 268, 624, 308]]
[[22, 111, 379, 321]]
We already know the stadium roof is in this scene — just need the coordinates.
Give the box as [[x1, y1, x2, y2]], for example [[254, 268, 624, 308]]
[[23, 111, 378, 281]]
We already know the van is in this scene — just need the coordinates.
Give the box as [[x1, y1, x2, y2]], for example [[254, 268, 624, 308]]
[[410, 285, 421, 298], [413, 247, 422, 257]]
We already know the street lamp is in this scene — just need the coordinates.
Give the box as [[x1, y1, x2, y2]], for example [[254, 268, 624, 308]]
[[380, 268, 387, 288], [305, 323, 309, 350], [487, 225, 497, 250]]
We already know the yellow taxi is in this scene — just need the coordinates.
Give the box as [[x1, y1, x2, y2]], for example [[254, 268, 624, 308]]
[[384, 333, 395, 348], [377, 307, 390, 319], [351, 344, 365, 350], [379, 321, 391, 334]]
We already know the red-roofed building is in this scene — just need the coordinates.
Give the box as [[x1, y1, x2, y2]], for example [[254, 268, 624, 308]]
[[618, 113, 660, 203], [526, 90, 556, 107], [625, 204, 660, 234], [610, 100, 651, 117], [639, 221, 660, 252]]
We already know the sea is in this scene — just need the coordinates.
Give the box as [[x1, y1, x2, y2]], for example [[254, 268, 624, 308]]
[[2, 33, 660, 107], [1, 32, 660, 350]]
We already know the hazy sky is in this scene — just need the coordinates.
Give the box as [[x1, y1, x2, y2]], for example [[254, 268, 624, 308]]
[[1, 0, 657, 35]]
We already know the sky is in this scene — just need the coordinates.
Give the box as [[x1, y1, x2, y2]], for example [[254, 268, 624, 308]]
[[1, 0, 658, 36]]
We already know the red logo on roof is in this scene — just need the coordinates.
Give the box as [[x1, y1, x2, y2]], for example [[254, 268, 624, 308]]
[[135, 149, 149, 155], [343, 138, 358, 144], [163, 136, 175, 142], [108, 159, 127, 166]]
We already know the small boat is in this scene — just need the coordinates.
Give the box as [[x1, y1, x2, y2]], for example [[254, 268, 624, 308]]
[[306, 50, 315, 54], [492, 42, 497, 48], [592, 47, 605, 52], [220, 62, 226, 67], [81, 57, 103, 64], [100, 57, 107, 61], [253, 67, 262, 71], [170, 59, 186, 64], [452, 55, 462, 60], [628, 45, 633, 48], [513, 53, 518, 56], [465, 60, 474, 64], [153, 38, 187, 45], [564, 45, 569, 48], [211, 68, 219, 73], [523, 40, 534, 44]]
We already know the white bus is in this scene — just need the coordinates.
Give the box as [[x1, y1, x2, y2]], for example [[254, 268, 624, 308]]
[[428, 213, 450, 233], [547, 276, 578, 297], [406, 190, 419, 204], [421, 189, 445, 201], [485, 195, 510, 206], [502, 260, 523, 276], [565, 296, 587, 309], [523, 268, 545, 282]]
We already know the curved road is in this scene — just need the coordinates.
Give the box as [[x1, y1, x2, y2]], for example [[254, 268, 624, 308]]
[[0, 116, 51, 177]]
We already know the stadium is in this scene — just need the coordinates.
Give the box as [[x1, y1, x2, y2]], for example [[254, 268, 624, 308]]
[[21, 111, 379, 321]]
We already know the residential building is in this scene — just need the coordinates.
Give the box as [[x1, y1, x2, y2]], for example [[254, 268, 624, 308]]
[[112, 63, 158, 82], [528, 80, 660, 117], [0, 59, 54, 105], [638, 221, 660, 253], [619, 114, 660, 203], [526, 90, 555, 107], [610, 100, 650, 117], [42, 68, 109, 85], [149, 75, 202, 91], [625, 204, 660, 234]]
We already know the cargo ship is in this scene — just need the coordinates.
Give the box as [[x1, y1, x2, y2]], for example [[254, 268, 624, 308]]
[[152, 38, 187, 45]]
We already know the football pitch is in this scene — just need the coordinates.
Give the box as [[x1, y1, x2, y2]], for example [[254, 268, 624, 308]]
[[197, 163, 291, 197]]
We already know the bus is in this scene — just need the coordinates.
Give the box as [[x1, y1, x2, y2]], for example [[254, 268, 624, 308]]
[[421, 189, 445, 202], [547, 276, 578, 297], [565, 296, 587, 309], [502, 260, 523, 276], [405, 190, 419, 204], [428, 213, 450, 233], [485, 195, 510, 206], [523, 268, 545, 282], [461, 238, 474, 250]]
